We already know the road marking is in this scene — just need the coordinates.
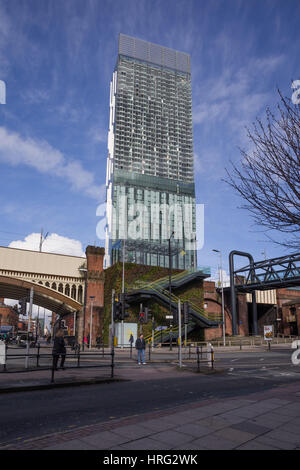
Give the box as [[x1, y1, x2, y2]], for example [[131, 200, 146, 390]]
[[231, 359, 239, 362]]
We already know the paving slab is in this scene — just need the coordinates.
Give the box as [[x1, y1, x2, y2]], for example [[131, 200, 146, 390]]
[[196, 416, 235, 431], [254, 435, 297, 450], [109, 423, 154, 440], [231, 421, 270, 436], [44, 439, 97, 450], [174, 423, 213, 438], [236, 440, 280, 450], [151, 430, 195, 446], [263, 429, 300, 446], [192, 434, 237, 450], [216, 411, 248, 425], [213, 427, 255, 444], [142, 417, 177, 432], [80, 430, 130, 449], [118, 438, 169, 450]]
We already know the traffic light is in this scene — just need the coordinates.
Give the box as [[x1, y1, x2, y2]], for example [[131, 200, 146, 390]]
[[183, 302, 189, 324], [144, 307, 151, 323], [113, 297, 122, 321], [113, 294, 130, 321], [120, 293, 130, 320], [18, 298, 27, 316], [139, 311, 145, 323]]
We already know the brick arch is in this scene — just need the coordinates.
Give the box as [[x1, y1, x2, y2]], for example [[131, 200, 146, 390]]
[[0, 275, 81, 316]]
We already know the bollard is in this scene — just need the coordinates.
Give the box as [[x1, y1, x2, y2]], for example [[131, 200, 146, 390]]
[[36, 343, 40, 367], [240, 340, 242, 351], [77, 348, 80, 368], [51, 358, 55, 384], [130, 342, 133, 359], [196, 346, 200, 372], [111, 348, 115, 378], [148, 341, 151, 361], [207, 343, 214, 369], [1, 342, 7, 372], [189, 344, 191, 360]]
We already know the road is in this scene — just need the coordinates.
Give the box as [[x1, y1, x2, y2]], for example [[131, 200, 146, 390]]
[[1, 346, 299, 448]]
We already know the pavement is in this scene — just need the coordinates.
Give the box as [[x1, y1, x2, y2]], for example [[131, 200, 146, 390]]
[[1, 343, 300, 450], [1, 376, 300, 450]]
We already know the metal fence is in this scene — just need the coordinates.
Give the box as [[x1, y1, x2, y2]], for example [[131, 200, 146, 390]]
[[1, 344, 115, 384]]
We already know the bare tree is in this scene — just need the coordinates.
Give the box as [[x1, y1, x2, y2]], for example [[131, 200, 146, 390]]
[[225, 90, 300, 250]]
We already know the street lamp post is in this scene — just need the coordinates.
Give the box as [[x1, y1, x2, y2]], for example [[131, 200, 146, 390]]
[[213, 249, 226, 346], [89, 296, 95, 349], [121, 239, 126, 349], [169, 231, 174, 351]]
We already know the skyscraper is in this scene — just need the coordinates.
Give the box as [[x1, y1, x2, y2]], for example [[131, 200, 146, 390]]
[[105, 34, 197, 269]]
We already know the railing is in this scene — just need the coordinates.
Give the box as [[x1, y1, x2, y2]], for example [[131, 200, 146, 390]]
[[1, 344, 115, 384], [122, 342, 215, 371]]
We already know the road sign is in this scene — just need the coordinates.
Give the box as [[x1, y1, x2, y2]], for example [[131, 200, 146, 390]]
[[166, 315, 173, 319]]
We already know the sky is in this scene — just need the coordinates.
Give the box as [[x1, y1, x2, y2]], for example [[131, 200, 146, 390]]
[[0, 0, 299, 281]]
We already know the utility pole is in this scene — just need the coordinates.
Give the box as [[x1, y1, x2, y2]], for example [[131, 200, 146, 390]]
[[39, 228, 49, 252]]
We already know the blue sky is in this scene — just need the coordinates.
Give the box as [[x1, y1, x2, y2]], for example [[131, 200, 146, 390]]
[[0, 0, 299, 279]]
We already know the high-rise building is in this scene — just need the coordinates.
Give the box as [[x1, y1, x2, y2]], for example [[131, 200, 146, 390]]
[[105, 34, 197, 269]]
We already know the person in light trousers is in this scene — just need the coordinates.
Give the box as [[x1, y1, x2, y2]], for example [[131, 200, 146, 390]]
[[135, 334, 146, 365]]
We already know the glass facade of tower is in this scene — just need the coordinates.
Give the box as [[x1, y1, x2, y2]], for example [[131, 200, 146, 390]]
[[105, 34, 197, 269]]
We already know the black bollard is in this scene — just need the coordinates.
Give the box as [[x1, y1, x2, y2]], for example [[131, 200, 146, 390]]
[[36, 343, 40, 367], [196, 346, 200, 372]]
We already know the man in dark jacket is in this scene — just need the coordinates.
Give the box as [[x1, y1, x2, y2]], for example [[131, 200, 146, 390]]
[[52, 329, 66, 370], [135, 334, 146, 365]]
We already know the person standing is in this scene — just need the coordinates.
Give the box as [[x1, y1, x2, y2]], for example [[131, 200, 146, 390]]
[[135, 334, 146, 365], [52, 329, 66, 370]]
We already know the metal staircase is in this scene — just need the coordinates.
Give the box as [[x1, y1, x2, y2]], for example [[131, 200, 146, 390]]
[[126, 269, 222, 339], [144, 320, 196, 345]]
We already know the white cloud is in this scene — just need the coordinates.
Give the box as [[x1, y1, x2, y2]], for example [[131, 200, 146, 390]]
[[0, 126, 105, 201], [9, 232, 85, 257], [88, 126, 107, 143], [210, 269, 230, 288]]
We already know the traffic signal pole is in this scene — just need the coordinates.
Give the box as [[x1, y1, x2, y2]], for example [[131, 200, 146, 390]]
[[111, 289, 115, 348]]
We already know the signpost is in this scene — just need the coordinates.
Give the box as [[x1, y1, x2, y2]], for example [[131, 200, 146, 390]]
[[264, 325, 273, 350]]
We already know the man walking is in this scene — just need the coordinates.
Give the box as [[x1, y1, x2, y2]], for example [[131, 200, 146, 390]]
[[135, 333, 146, 365]]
